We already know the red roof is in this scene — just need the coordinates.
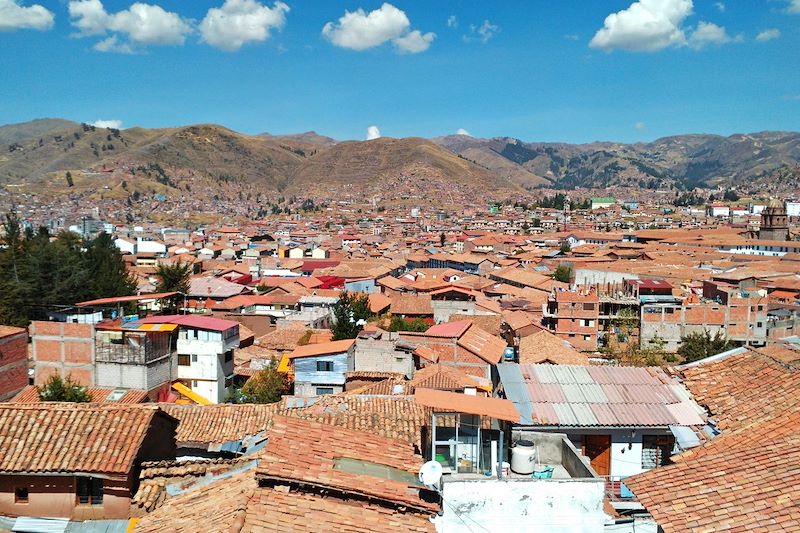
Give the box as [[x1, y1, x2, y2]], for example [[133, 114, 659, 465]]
[[75, 292, 178, 307], [139, 315, 239, 333], [424, 320, 472, 338]]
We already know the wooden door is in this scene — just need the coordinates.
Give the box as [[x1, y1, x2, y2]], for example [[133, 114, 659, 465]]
[[584, 435, 611, 476]]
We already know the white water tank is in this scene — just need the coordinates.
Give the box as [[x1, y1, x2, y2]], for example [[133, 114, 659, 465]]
[[511, 440, 536, 475]]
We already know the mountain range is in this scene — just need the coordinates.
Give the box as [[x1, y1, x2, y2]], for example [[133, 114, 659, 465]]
[[1, 119, 799, 198]]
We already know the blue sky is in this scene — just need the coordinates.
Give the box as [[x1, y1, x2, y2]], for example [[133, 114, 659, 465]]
[[1, 0, 798, 143]]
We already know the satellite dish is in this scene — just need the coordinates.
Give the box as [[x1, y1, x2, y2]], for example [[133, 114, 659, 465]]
[[418, 460, 443, 487]]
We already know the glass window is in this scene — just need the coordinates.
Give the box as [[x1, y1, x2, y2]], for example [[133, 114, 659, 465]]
[[191, 354, 198, 363], [641, 435, 674, 470], [225, 350, 233, 363], [178, 354, 190, 366], [316, 387, 334, 395], [316, 361, 334, 372], [76, 477, 103, 505], [15, 487, 28, 503]]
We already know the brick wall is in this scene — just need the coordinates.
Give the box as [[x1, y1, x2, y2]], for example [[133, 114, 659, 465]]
[[30, 322, 95, 386], [0, 329, 28, 400]]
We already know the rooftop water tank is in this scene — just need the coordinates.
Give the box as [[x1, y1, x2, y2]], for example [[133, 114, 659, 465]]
[[511, 440, 536, 475]]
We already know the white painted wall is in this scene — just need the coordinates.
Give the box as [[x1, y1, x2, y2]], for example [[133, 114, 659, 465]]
[[437, 479, 609, 533]]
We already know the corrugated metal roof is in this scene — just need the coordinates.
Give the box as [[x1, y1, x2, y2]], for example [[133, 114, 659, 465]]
[[497, 363, 706, 428], [552, 403, 579, 426], [561, 383, 588, 403], [569, 402, 598, 425], [532, 364, 557, 384]]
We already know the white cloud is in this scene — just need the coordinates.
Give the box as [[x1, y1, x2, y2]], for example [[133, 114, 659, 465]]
[[714, 2, 725, 12], [563, 33, 579, 41], [589, 0, 693, 52], [93, 35, 133, 53], [756, 28, 781, 42], [0, 0, 54, 32], [447, 15, 457, 28], [393, 29, 435, 53], [789, 0, 800, 14], [688, 21, 731, 49], [464, 19, 499, 43], [91, 119, 123, 129], [366, 126, 381, 140], [634, 121, 646, 131], [68, 0, 191, 50], [456, 128, 471, 136], [200, 0, 288, 52], [322, 3, 434, 54], [782, 94, 800, 101]]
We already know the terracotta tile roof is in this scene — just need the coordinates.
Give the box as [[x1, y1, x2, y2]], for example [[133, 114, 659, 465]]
[[677, 348, 800, 433], [368, 292, 392, 313], [345, 376, 410, 396], [409, 364, 486, 392], [457, 324, 506, 364], [625, 407, 800, 532], [254, 326, 308, 351], [0, 404, 172, 476], [389, 294, 433, 316], [134, 466, 434, 532], [518, 330, 590, 366], [414, 388, 520, 422], [134, 470, 257, 533], [287, 338, 355, 359], [133, 457, 253, 513], [11, 385, 150, 404], [245, 486, 435, 532], [161, 396, 429, 450], [255, 416, 438, 513]]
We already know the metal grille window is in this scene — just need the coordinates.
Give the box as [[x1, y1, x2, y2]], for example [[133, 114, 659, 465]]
[[76, 476, 103, 505], [178, 354, 190, 366], [641, 435, 674, 469]]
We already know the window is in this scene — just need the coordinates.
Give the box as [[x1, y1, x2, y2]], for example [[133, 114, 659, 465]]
[[757, 322, 763, 328], [583, 335, 591, 341], [316, 361, 334, 372], [316, 387, 334, 395], [641, 435, 674, 470], [15, 487, 28, 503], [224, 350, 233, 363], [191, 354, 198, 363], [76, 477, 103, 505], [192, 380, 199, 388], [583, 303, 595, 311], [178, 354, 190, 366]]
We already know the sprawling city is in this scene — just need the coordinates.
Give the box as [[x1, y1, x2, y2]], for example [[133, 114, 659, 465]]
[[1, 0, 799, 531]]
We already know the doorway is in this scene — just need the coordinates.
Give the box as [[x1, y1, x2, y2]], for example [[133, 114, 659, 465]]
[[583, 434, 611, 476]]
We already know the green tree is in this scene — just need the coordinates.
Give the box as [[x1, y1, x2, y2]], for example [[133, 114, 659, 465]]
[[154, 260, 192, 312], [559, 241, 572, 254], [38, 374, 91, 402], [237, 360, 288, 403], [553, 264, 572, 283], [439, 232, 446, 246], [678, 330, 736, 363], [85, 232, 137, 298], [330, 292, 372, 340]]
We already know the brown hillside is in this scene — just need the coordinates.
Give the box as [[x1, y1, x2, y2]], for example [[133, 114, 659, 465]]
[[288, 137, 518, 193]]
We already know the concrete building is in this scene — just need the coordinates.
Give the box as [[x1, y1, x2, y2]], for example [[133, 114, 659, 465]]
[[139, 316, 239, 404], [353, 334, 416, 378], [640, 286, 768, 352], [30, 320, 177, 396]]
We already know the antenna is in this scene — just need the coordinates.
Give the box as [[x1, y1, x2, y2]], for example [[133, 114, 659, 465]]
[[418, 461, 443, 488]]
